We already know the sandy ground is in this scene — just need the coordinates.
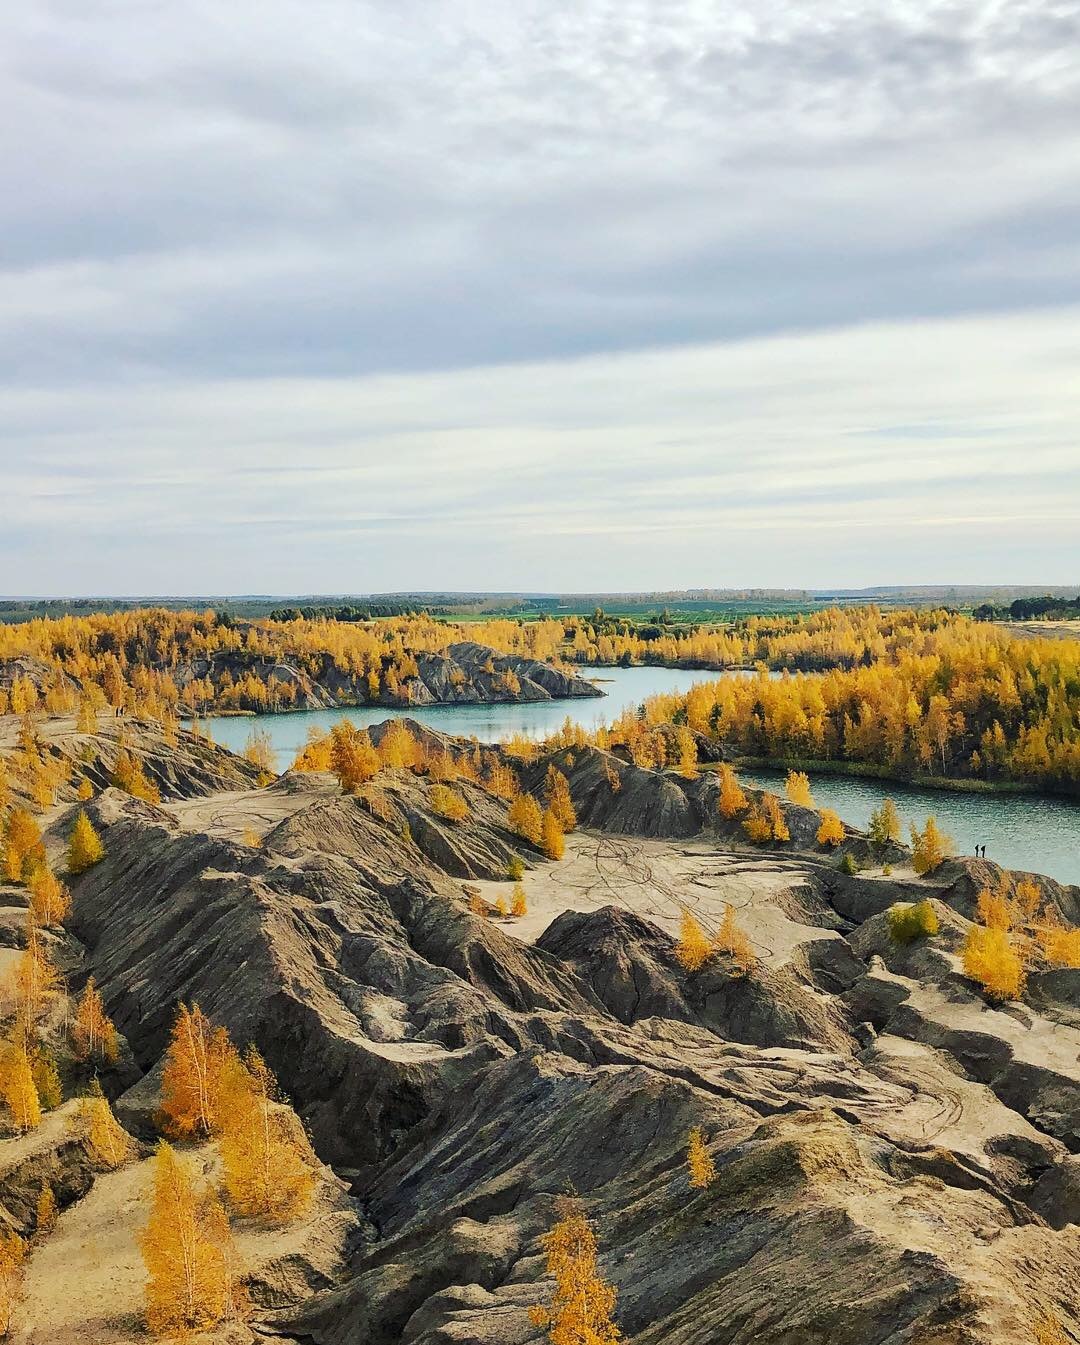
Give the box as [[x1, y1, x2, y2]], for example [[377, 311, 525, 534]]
[[10, 1152, 150, 1345], [472, 831, 843, 968], [162, 781, 337, 842], [9, 1141, 353, 1345]]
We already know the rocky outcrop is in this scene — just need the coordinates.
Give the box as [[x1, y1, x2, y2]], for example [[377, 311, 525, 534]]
[[7, 725, 1077, 1345], [173, 640, 601, 712], [0, 713, 263, 807]]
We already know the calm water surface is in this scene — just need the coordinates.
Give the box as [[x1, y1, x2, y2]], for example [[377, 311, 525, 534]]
[[203, 666, 722, 771], [199, 666, 1080, 887], [741, 768, 1080, 887]]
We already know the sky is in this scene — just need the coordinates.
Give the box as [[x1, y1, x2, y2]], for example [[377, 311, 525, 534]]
[[3, 0, 1080, 594]]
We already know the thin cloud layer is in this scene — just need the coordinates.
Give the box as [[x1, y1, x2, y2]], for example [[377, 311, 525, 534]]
[[5, 309, 1079, 591], [2, 2, 1079, 588]]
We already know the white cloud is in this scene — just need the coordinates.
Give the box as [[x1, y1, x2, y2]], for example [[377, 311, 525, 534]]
[[3, 307, 1079, 591], [2, 2, 1079, 589]]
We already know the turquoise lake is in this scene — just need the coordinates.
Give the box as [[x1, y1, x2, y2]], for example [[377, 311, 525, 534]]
[[200, 666, 1080, 887]]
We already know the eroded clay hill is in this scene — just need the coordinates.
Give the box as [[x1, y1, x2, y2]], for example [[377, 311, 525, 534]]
[[168, 639, 602, 710], [2, 717, 1078, 1343]]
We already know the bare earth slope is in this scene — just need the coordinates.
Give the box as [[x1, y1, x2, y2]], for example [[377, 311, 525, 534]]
[[4, 719, 1079, 1342]]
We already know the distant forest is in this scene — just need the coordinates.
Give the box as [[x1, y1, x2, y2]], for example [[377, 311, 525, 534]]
[[973, 596, 1080, 621]]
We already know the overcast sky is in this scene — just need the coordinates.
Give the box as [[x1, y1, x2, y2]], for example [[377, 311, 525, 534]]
[[4, 0, 1080, 594]]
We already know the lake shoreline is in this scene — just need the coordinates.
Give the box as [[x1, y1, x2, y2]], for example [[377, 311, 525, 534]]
[[722, 755, 1077, 802]]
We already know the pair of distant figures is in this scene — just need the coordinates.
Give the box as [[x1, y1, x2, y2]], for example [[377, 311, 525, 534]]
[[974, 844, 987, 858]]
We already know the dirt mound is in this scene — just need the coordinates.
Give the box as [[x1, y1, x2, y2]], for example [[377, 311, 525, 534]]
[[8, 729, 1078, 1345], [172, 640, 599, 711]]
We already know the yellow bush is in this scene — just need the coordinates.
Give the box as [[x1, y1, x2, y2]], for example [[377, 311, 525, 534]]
[[714, 903, 756, 975], [687, 1126, 716, 1189], [886, 899, 939, 945], [430, 784, 469, 823], [976, 886, 1012, 930], [1040, 924, 1080, 968], [675, 909, 712, 972], [816, 809, 844, 847], [717, 763, 747, 819], [784, 770, 813, 806], [962, 925, 1025, 1001], [910, 816, 953, 875]]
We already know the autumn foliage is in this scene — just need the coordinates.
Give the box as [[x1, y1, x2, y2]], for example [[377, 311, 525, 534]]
[[910, 817, 953, 875], [714, 903, 756, 975], [815, 809, 844, 847], [962, 926, 1025, 1001], [67, 810, 105, 875], [675, 909, 712, 973], [716, 763, 748, 819], [219, 1048, 315, 1224], [508, 793, 544, 845], [886, 899, 940, 945], [0, 1037, 41, 1132], [529, 1197, 620, 1345], [687, 1126, 716, 1189], [72, 977, 120, 1064], [541, 808, 565, 860], [78, 1082, 135, 1169], [159, 1003, 237, 1138], [140, 1141, 246, 1338], [0, 1230, 25, 1336], [785, 770, 814, 806]]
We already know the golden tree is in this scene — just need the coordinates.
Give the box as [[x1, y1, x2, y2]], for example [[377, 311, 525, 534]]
[[675, 909, 712, 973], [378, 720, 420, 771], [330, 722, 380, 793], [6, 918, 61, 1026], [763, 795, 790, 842], [886, 899, 939, 944], [111, 748, 161, 804], [816, 809, 844, 847], [541, 808, 565, 861], [544, 766, 577, 830], [962, 926, 1025, 1001], [72, 978, 120, 1063], [242, 727, 277, 783], [0, 1230, 25, 1336], [28, 864, 70, 927], [430, 784, 470, 822], [1040, 924, 1080, 968], [687, 1126, 716, 1189], [31, 1050, 62, 1111], [160, 1003, 240, 1138], [529, 1197, 620, 1345], [76, 775, 94, 801], [910, 816, 953, 875], [76, 696, 99, 734], [717, 764, 748, 819], [77, 1081, 134, 1169], [785, 770, 814, 807], [675, 727, 698, 780], [508, 793, 543, 845], [219, 1048, 315, 1224], [3, 808, 43, 883], [140, 1141, 244, 1337], [0, 1037, 41, 1132], [976, 886, 1013, 931], [511, 883, 528, 917], [714, 903, 756, 975], [67, 810, 105, 875], [35, 1185, 57, 1233], [868, 798, 901, 846]]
